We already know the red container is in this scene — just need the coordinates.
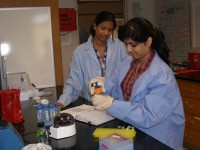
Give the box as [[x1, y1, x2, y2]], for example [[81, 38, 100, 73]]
[[0, 89, 24, 123], [188, 51, 200, 70]]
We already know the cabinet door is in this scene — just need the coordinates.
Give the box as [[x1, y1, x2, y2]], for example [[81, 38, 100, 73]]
[[177, 79, 200, 101], [183, 97, 200, 116], [185, 113, 200, 132], [184, 127, 200, 149]]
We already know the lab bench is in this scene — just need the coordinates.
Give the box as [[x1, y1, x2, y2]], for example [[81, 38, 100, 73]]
[[19, 87, 173, 150]]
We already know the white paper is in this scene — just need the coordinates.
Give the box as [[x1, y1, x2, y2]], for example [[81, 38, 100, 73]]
[[61, 104, 115, 126], [61, 104, 95, 118], [76, 109, 115, 126]]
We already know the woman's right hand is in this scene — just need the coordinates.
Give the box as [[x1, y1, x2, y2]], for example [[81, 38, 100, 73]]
[[56, 102, 64, 109]]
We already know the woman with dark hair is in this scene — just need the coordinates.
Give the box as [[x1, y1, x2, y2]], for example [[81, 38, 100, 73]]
[[89, 10, 116, 41], [90, 17, 185, 150], [57, 11, 127, 107]]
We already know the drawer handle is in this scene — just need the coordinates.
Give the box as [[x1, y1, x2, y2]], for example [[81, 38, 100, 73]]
[[184, 89, 194, 93], [194, 116, 200, 121], [184, 101, 193, 108], [189, 136, 193, 139], [186, 120, 194, 124], [185, 134, 194, 139]]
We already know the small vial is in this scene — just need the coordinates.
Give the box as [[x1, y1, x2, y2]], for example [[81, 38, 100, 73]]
[[36, 122, 48, 144], [42, 104, 51, 126], [36, 105, 43, 123]]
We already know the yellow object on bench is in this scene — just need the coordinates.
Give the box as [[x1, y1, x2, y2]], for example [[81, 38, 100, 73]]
[[93, 127, 136, 139]]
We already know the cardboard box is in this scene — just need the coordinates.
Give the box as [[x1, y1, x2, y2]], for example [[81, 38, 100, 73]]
[[188, 48, 200, 70]]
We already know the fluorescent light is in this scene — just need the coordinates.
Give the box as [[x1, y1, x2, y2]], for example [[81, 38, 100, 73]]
[[1, 43, 10, 56]]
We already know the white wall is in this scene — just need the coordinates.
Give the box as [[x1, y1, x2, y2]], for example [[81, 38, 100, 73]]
[[124, 0, 156, 25], [0, 7, 55, 88], [58, 0, 79, 82]]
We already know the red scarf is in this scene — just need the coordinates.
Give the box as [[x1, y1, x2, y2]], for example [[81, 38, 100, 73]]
[[121, 52, 155, 101]]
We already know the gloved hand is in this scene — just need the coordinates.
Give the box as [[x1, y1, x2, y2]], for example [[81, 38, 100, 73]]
[[92, 94, 114, 111], [56, 102, 64, 109], [89, 77, 105, 95]]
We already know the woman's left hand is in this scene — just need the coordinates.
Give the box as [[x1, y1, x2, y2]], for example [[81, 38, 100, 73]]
[[92, 94, 114, 111]]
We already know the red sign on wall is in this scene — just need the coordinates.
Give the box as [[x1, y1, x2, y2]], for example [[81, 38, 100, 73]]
[[59, 8, 77, 32]]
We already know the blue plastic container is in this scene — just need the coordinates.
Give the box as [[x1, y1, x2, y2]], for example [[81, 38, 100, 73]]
[[0, 120, 24, 150]]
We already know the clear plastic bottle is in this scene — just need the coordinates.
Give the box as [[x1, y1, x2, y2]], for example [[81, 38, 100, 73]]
[[42, 104, 51, 126], [36, 122, 49, 144], [48, 103, 55, 125], [36, 105, 43, 123]]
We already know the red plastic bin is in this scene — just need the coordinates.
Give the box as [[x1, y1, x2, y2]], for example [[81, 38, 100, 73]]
[[188, 48, 200, 70], [0, 89, 24, 123]]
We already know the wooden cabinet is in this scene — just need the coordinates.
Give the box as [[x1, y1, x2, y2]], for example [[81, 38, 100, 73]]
[[177, 79, 200, 149]]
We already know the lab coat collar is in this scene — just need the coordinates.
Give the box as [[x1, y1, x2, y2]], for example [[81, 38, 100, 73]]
[[129, 52, 162, 100], [84, 35, 99, 64], [106, 38, 115, 64], [84, 35, 115, 65]]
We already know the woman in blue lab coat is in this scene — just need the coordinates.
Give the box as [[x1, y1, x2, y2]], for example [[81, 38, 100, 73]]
[[57, 11, 127, 107], [91, 17, 185, 150]]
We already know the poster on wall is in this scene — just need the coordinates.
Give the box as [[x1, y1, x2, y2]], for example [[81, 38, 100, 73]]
[[59, 8, 77, 32], [157, 0, 191, 64], [124, 0, 156, 24]]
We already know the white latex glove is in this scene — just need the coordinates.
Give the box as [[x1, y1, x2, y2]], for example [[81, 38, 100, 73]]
[[89, 77, 105, 95], [92, 94, 114, 111]]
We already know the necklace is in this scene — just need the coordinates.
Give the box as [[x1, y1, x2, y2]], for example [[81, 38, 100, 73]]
[[93, 46, 107, 77]]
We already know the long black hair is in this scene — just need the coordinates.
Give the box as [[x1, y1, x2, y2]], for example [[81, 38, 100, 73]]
[[90, 10, 117, 41], [121, 17, 170, 65]]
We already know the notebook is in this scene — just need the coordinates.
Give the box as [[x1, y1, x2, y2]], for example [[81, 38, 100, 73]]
[[61, 104, 115, 126]]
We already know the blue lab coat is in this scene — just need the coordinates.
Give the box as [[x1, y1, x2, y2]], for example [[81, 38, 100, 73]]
[[58, 35, 127, 106], [105, 52, 185, 150]]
